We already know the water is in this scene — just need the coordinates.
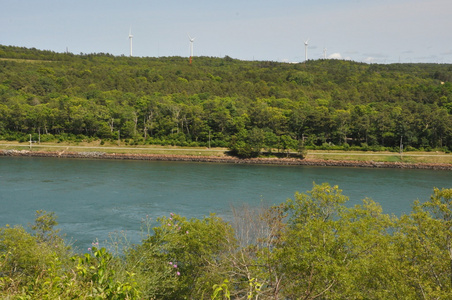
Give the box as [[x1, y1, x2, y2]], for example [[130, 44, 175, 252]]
[[1, 156, 451, 250]]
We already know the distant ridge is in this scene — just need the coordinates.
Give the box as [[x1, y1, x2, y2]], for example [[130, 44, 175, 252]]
[[0, 44, 451, 153]]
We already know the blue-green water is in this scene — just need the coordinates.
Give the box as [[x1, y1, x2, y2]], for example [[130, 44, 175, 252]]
[[1, 156, 451, 250]]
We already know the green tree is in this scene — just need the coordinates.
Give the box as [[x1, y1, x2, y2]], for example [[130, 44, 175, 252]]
[[392, 190, 452, 298], [127, 213, 235, 299], [30, 210, 60, 243], [276, 183, 401, 299]]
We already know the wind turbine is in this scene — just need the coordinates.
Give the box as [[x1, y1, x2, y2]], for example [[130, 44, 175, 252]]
[[188, 33, 195, 64], [304, 38, 309, 62], [128, 28, 133, 57], [323, 47, 327, 59]]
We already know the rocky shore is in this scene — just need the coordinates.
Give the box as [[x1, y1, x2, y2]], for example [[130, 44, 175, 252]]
[[2, 149, 452, 170]]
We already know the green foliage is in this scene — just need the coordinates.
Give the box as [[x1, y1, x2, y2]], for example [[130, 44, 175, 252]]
[[72, 246, 140, 299], [211, 279, 230, 300], [0, 225, 43, 278], [126, 213, 235, 299], [30, 210, 60, 243], [229, 133, 258, 158], [0, 45, 451, 152], [3, 185, 452, 298], [0, 219, 74, 299], [284, 182, 348, 222], [275, 184, 452, 298]]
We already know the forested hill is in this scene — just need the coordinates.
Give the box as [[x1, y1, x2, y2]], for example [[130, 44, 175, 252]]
[[1, 45, 452, 152]]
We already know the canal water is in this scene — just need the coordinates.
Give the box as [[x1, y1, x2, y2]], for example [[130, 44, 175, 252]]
[[1, 156, 451, 250]]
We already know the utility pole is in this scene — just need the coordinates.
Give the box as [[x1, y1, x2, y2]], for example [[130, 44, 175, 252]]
[[399, 135, 403, 159]]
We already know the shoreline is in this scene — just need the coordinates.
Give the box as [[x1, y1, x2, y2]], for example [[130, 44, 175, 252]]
[[2, 149, 452, 170]]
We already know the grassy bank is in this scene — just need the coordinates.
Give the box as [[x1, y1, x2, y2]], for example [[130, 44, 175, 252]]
[[1, 140, 452, 165], [0, 141, 228, 157], [305, 150, 452, 164]]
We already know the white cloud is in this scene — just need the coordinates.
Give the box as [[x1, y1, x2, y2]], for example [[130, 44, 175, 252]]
[[328, 53, 342, 60]]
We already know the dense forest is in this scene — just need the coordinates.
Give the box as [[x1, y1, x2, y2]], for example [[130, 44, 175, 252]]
[[1, 45, 452, 155], [2, 184, 452, 299]]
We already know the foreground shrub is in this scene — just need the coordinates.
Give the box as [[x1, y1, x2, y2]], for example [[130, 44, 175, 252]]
[[126, 213, 235, 299], [2, 186, 452, 299]]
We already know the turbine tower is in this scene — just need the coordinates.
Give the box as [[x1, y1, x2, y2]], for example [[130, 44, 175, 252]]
[[188, 33, 195, 64], [128, 28, 133, 57], [304, 38, 309, 62], [323, 47, 327, 59]]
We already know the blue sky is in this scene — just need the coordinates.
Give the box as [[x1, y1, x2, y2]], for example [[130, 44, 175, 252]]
[[1, 0, 451, 63]]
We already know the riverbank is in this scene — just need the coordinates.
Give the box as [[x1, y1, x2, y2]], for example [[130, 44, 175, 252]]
[[2, 149, 452, 170]]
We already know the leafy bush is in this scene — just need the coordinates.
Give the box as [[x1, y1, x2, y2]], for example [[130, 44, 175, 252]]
[[3, 186, 452, 298]]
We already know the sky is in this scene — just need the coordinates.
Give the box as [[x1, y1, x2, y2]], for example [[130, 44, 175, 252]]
[[1, 0, 452, 64]]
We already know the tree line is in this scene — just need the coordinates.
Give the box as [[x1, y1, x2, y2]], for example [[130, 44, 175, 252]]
[[2, 184, 452, 299], [1, 45, 452, 155]]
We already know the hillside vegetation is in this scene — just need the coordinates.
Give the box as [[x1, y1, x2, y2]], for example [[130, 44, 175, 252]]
[[1, 45, 452, 155]]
